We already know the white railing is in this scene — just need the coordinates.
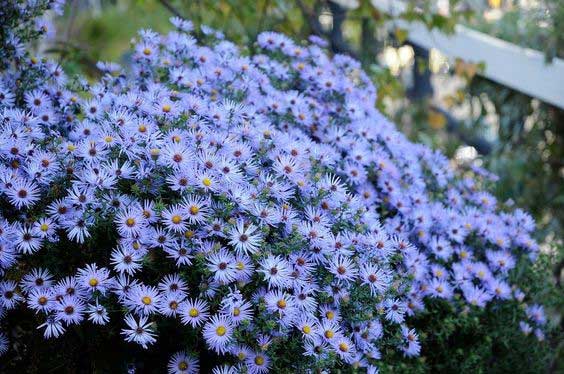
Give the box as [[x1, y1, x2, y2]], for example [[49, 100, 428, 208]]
[[372, 0, 564, 110]]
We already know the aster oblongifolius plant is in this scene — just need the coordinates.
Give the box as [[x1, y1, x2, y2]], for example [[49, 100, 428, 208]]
[[0, 4, 548, 373]]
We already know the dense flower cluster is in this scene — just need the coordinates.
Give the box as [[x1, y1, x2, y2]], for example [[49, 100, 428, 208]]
[[0, 0, 63, 69], [0, 8, 546, 373]]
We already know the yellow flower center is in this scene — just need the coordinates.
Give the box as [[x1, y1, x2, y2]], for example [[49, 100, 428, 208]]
[[202, 177, 212, 187], [185, 230, 194, 239], [237, 352, 246, 360], [162, 104, 171, 113], [143, 48, 152, 56], [233, 307, 241, 317], [67, 144, 76, 151], [178, 361, 188, 370], [104, 136, 113, 143], [255, 356, 265, 365], [189, 206, 199, 215], [38, 296, 48, 305], [142, 296, 152, 305], [171, 215, 182, 224], [40, 223, 49, 232], [324, 330, 334, 339], [339, 342, 349, 352], [89, 278, 99, 287], [325, 311, 335, 320], [126, 218, 136, 227], [189, 308, 199, 317], [277, 299, 287, 309], [216, 325, 226, 336], [236, 262, 245, 270], [302, 325, 311, 334]]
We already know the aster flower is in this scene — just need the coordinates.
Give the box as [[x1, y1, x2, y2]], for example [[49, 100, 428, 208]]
[[303, 336, 330, 359], [462, 285, 493, 307], [121, 314, 157, 349], [161, 204, 189, 233], [157, 291, 185, 317], [383, 299, 406, 324], [27, 288, 55, 313], [360, 264, 392, 296], [158, 274, 189, 295], [115, 207, 146, 238], [0, 281, 23, 310], [526, 304, 546, 326], [180, 298, 210, 327], [207, 248, 237, 284], [211, 365, 239, 374], [125, 284, 162, 316], [328, 255, 358, 283], [265, 290, 295, 318], [20, 268, 54, 292], [246, 351, 271, 374], [87, 299, 110, 325], [168, 351, 199, 374], [332, 336, 356, 362], [519, 321, 533, 335], [182, 194, 210, 224], [202, 314, 234, 354], [14, 225, 42, 254], [320, 319, 342, 342], [6, 179, 41, 208], [400, 326, 421, 357], [259, 255, 291, 289], [293, 315, 320, 341], [61, 215, 92, 244], [221, 298, 253, 325], [228, 220, 261, 255], [55, 295, 86, 325], [110, 246, 143, 275], [37, 315, 66, 339], [32, 217, 57, 239]]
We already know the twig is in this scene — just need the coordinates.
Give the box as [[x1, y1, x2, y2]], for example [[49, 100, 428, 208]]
[[158, 0, 185, 19]]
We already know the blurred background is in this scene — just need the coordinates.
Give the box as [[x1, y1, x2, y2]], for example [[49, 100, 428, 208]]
[[42, 0, 563, 370]]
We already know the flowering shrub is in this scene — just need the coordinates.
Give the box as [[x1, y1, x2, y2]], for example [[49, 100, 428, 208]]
[[0, 4, 547, 373]]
